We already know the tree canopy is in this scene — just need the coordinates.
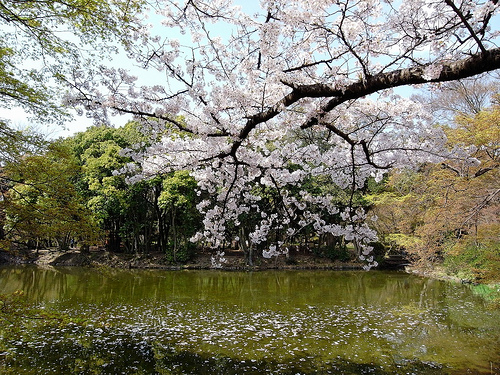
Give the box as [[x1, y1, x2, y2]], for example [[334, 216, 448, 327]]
[[1, 142, 100, 250]]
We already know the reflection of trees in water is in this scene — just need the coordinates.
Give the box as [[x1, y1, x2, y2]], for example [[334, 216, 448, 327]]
[[0, 266, 73, 303], [0, 266, 123, 304], [0, 268, 453, 307], [0, 267, 491, 318]]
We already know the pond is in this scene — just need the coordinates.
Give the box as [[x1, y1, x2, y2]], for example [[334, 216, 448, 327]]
[[0, 266, 499, 374]]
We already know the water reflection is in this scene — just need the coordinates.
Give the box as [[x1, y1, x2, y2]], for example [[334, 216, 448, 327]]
[[0, 267, 453, 308], [0, 266, 499, 374]]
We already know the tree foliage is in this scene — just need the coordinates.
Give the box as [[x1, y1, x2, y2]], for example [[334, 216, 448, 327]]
[[368, 93, 500, 280], [0, 0, 144, 126], [59, 122, 202, 258], [63, 123, 148, 252], [1, 142, 100, 250]]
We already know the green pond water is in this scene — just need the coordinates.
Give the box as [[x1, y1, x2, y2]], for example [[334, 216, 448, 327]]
[[0, 266, 499, 374]]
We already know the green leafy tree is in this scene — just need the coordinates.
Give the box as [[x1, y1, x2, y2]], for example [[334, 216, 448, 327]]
[[0, 125, 48, 237], [158, 170, 201, 262], [65, 123, 148, 252], [118, 179, 157, 254], [64, 120, 206, 258], [1, 142, 100, 250], [0, 0, 144, 126]]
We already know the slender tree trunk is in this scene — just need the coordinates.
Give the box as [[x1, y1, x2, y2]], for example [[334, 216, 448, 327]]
[[239, 227, 253, 266], [171, 206, 177, 262]]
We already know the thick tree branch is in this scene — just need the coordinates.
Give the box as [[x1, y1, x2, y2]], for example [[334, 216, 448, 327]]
[[225, 47, 500, 159], [300, 47, 500, 128]]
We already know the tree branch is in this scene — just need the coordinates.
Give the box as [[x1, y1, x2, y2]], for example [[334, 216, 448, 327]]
[[444, 0, 487, 54], [462, 188, 500, 226], [441, 162, 462, 176], [300, 47, 500, 129], [207, 47, 500, 161]]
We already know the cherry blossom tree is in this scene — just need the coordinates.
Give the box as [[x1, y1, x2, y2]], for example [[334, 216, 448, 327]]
[[66, 0, 500, 267]]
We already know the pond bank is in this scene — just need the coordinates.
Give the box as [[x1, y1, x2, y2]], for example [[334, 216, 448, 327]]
[[0, 248, 365, 271]]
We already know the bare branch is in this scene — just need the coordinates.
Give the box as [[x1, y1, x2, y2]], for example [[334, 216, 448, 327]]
[[444, 0, 487, 54]]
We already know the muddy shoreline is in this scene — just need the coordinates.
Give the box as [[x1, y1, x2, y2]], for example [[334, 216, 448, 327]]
[[0, 248, 366, 271]]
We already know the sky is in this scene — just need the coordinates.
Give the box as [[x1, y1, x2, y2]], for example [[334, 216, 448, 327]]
[[0, 107, 96, 139]]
